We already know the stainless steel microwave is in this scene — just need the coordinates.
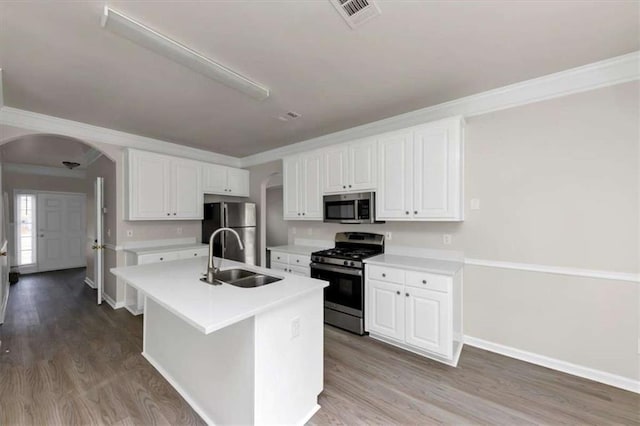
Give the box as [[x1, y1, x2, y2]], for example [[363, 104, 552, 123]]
[[323, 192, 382, 224]]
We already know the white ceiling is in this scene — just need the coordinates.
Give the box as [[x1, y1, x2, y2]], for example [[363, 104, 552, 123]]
[[0, 134, 93, 168], [0, 1, 637, 157]]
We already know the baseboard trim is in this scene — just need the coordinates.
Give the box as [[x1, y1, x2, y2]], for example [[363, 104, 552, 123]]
[[102, 292, 124, 310], [464, 335, 640, 394], [142, 351, 215, 425], [84, 277, 95, 289]]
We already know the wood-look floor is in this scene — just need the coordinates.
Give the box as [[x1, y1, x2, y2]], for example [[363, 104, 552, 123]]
[[1, 269, 638, 425]]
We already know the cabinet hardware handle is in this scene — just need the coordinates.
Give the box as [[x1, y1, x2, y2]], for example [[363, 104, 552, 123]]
[[396, 290, 400, 295], [405, 211, 409, 215], [348, 185, 352, 188], [414, 211, 417, 214], [405, 293, 409, 297], [194, 253, 198, 256], [302, 212, 306, 215], [382, 273, 386, 277], [422, 279, 427, 284], [160, 257, 164, 261], [173, 213, 177, 215], [343, 185, 346, 189], [167, 213, 170, 216], [298, 213, 301, 216], [296, 260, 299, 263]]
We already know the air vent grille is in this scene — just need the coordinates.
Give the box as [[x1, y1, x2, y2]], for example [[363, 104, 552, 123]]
[[331, 0, 381, 29]]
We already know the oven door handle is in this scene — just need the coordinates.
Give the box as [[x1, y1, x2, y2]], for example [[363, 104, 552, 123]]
[[310, 263, 363, 276]]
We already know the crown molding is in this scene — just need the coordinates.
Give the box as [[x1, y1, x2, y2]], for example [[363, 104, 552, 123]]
[[240, 51, 640, 167], [0, 107, 242, 167], [4, 162, 86, 179]]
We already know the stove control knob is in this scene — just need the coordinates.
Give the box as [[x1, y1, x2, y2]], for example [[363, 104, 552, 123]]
[[350, 261, 355, 267], [319, 257, 324, 263], [343, 260, 348, 266]]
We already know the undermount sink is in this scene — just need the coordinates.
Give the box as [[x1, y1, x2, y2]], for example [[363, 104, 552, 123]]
[[201, 268, 282, 288]]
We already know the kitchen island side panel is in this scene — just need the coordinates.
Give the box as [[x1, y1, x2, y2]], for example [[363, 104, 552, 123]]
[[254, 288, 324, 424], [143, 298, 255, 425]]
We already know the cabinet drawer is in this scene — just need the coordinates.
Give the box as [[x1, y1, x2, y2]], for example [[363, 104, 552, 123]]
[[289, 254, 310, 268], [178, 247, 209, 259], [270, 261, 289, 272], [367, 265, 405, 284], [270, 251, 289, 264], [405, 271, 450, 292], [290, 265, 310, 276], [138, 252, 180, 264]]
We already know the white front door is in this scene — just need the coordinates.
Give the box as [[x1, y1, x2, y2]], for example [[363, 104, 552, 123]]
[[37, 193, 86, 272]]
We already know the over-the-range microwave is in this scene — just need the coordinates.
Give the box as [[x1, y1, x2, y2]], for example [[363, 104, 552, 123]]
[[323, 192, 383, 224]]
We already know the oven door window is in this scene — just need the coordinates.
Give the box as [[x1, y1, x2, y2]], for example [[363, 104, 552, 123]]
[[325, 201, 356, 221], [312, 267, 363, 314]]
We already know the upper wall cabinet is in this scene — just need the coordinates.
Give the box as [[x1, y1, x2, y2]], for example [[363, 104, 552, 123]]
[[323, 138, 377, 193], [283, 151, 323, 220], [202, 163, 249, 197], [126, 149, 203, 220], [377, 117, 464, 221]]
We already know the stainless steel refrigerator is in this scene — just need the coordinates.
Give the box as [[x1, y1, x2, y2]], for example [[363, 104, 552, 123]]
[[202, 202, 257, 265]]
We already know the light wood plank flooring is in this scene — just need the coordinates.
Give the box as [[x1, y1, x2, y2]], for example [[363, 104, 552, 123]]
[[1, 269, 637, 425]]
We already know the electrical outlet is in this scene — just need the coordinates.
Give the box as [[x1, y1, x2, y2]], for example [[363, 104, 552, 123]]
[[385, 231, 392, 241], [470, 198, 481, 210], [126, 230, 133, 237], [177, 227, 183, 235], [443, 234, 452, 245], [291, 317, 300, 339]]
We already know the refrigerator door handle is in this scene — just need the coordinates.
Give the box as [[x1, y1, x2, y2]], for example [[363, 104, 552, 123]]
[[223, 204, 229, 227]]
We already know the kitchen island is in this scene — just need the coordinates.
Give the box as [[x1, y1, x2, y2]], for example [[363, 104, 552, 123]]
[[111, 257, 328, 425]]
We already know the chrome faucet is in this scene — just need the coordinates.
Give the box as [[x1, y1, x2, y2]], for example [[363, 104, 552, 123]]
[[205, 227, 245, 284]]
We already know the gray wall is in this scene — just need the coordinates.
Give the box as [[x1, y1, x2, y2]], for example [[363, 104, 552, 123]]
[[247, 81, 639, 381]]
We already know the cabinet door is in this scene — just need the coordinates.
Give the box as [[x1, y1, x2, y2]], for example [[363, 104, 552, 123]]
[[405, 287, 450, 357], [413, 122, 461, 220], [227, 168, 250, 196], [367, 279, 404, 341], [282, 157, 301, 219], [348, 138, 377, 191], [301, 151, 323, 219], [202, 164, 228, 194], [171, 160, 202, 219], [323, 145, 349, 193], [376, 130, 414, 220], [128, 150, 171, 219]]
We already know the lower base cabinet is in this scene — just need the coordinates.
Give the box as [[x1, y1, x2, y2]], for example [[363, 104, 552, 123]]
[[365, 264, 462, 366], [268, 250, 311, 276], [123, 245, 209, 315]]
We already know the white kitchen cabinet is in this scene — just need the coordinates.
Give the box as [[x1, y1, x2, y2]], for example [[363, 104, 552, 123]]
[[282, 152, 323, 220], [377, 117, 464, 221], [365, 261, 462, 366], [367, 279, 405, 341], [126, 150, 202, 220], [405, 287, 450, 357], [123, 244, 209, 315], [268, 250, 311, 276], [323, 138, 376, 194], [202, 163, 249, 197]]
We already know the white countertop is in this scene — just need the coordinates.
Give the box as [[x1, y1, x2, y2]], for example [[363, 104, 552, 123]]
[[365, 254, 463, 276], [111, 257, 328, 334], [267, 244, 327, 256], [124, 243, 208, 255]]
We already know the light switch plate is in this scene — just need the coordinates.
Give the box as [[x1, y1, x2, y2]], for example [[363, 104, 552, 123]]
[[385, 231, 392, 241], [291, 317, 300, 339]]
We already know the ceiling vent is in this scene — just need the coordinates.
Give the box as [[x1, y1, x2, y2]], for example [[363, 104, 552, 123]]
[[330, 0, 381, 29]]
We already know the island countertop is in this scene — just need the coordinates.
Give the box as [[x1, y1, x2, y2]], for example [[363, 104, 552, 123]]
[[111, 257, 328, 335]]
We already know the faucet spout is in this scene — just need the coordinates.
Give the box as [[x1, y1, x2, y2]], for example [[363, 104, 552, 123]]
[[205, 227, 245, 284]]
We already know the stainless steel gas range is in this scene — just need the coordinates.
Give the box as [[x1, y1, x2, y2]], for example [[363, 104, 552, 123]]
[[310, 232, 384, 335]]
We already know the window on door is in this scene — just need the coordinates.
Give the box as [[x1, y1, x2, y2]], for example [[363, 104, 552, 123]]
[[16, 194, 36, 266]]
